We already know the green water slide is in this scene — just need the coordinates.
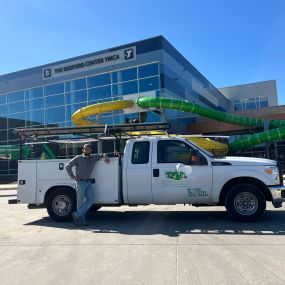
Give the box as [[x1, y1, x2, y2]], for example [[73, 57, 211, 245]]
[[136, 97, 285, 152], [42, 144, 57, 159]]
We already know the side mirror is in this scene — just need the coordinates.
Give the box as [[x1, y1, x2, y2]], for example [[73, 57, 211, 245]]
[[190, 149, 208, 165], [190, 149, 199, 163]]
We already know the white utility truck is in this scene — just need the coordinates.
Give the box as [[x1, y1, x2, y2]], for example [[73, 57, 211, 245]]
[[11, 135, 285, 222]]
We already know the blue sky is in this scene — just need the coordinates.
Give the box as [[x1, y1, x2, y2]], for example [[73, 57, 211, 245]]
[[1, 0, 284, 103]]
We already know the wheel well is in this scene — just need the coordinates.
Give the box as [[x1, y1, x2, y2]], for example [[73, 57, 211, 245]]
[[44, 186, 76, 205], [219, 177, 272, 205]]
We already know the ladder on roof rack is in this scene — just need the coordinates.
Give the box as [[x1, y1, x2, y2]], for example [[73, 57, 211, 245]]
[[15, 123, 171, 159], [15, 123, 171, 138]]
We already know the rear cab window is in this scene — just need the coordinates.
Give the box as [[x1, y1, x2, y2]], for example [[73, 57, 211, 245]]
[[131, 141, 150, 164]]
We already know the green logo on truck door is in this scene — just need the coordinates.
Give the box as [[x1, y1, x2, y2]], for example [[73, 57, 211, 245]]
[[165, 170, 187, 180]]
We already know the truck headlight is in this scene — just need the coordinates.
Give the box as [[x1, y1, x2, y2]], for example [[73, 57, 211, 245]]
[[264, 166, 280, 185]]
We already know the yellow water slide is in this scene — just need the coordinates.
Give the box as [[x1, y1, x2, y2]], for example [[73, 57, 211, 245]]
[[72, 100, 134, 126], [124, 131, 228, 155], [183, 137, 228, 155], [71, 99, 228, 155]]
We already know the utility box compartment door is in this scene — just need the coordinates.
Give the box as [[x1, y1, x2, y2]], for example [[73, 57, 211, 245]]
[[37, 159, 70, 180], [17, 161, 37, 204], [92, 158, 120, 204]]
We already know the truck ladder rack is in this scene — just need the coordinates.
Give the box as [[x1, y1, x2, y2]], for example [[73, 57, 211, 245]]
[[15, 123, 171, 139]]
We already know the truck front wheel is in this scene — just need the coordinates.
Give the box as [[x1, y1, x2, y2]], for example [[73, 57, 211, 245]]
[[225, 184, 266, 222], [46, 188, 76, 222]]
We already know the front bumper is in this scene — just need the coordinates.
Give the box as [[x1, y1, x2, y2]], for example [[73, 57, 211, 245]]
[[268, 185, 285, 208]]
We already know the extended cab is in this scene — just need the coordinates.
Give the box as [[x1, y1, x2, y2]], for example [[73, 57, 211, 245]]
[[12, 136, 285, 222]]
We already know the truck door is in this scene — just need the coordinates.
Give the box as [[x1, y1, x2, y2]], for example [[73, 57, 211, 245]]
[[152, 139, 213, 204], [126, 140, 153, 204]]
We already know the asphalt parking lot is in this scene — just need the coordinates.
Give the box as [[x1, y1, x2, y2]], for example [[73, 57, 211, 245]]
[[1, 188, 285, 285]]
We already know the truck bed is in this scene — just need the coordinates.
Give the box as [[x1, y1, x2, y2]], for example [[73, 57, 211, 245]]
[[17, 158, 121, 205]]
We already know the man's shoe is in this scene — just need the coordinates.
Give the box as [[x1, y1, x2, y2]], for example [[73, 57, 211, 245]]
[[72, 212, 80, 226]]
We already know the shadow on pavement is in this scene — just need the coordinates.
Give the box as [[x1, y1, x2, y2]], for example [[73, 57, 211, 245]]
[[25, 209, 285, 237]]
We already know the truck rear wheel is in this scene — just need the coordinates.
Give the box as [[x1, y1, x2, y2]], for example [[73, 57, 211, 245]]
[[46, 187, 76, 222], [225, 183, 266, 222]]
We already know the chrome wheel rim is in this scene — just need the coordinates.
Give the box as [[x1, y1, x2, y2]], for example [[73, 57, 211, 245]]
[[52, 195, 72, 216], [234, 192, 258, 216]]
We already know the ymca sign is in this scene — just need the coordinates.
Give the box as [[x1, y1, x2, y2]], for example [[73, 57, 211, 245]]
[[43, 46, 136, 80]]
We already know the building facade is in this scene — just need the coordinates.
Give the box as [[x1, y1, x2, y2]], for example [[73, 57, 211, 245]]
[[219, 80, 278, 111], [0, 36, 230, 176]]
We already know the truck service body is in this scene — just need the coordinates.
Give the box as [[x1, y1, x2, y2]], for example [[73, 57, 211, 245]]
[[13, 136, 285, 222]]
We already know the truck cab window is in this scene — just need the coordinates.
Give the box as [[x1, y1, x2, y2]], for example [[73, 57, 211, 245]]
[[157, 140, 207, 165], [131, 141, 150, 164]]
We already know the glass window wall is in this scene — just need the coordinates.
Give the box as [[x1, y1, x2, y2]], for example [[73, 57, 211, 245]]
[[45, 94, 65, 108], [245, 98, 256, 109], [233, 96, 269, 111], [45, 106, 65, 124], [7, 114, 26, 128], [139, 76, 159, 92], [117, 67, 137, 82], [117, 81, 138, 95], [65, 90, 87, 105], [8, 102, 25, 114], [44, 83, 64, 96], [139, 63, 159, 78], [25, 98, 44, 111], [111, 72, 118, 83], [25, 87, 43, 100], [0, 104, 7, 115], [7, 91, 24, 103], [0, 93, 6, 104], [259, 96, 269, 108], [87, 73, 111, 88], [65, 78, 86, 92], [66, 102, 87, 122], [88, 86, 111, 101], [26, 110, 45, 126]]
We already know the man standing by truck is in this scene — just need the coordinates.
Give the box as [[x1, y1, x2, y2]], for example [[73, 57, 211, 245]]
[[66, 144, 110, 226]]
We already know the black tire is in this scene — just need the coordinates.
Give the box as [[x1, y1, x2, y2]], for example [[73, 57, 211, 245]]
[[225, 183, 266, 222], [46, 187, 76, 222]]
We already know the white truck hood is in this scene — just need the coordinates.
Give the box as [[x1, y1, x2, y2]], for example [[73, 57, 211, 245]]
[[212, 156, 277, 166]]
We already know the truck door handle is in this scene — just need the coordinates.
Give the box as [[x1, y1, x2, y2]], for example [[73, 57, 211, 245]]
[[153, 169, 159, 177]]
